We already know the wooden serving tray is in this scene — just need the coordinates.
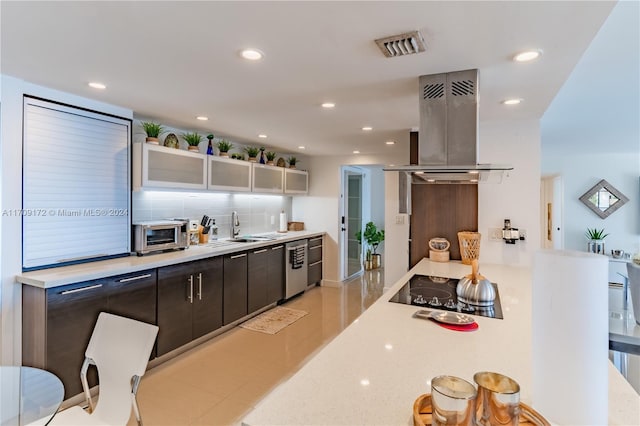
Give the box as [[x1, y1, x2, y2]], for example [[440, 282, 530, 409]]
[[413, 393, 551, 426]]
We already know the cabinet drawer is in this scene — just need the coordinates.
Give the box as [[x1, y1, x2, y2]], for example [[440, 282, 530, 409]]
[[106, 269, 157, 325], [308, 245, 322, 264], [308, 261, 322, 286], [308, 236, 323, 248]]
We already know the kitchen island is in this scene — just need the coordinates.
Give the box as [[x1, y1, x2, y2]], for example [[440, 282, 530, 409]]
[[242, 259, 640, 425]]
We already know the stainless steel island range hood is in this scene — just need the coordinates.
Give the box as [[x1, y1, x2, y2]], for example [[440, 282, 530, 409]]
[[385, 69, 512, 183]]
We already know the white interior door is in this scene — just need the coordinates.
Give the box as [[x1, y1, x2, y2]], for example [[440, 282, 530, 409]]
[[340, 167, 364, 280]]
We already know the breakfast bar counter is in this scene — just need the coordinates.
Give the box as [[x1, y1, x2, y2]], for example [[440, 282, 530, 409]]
[[242, 259, 640, 425]]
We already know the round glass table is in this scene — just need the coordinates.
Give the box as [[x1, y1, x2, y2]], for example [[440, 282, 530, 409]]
[[0, 366, 64, 425]]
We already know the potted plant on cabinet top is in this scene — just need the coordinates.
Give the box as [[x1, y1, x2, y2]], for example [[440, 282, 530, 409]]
[[217, 140, 233, 157], [287, 156, 298, 169], [363, 221, 385, 269], [586, 228, 608, 255], [265, 151, 277, 165], [182, 132, 203, 152], [244, 146, 260, 162], [141, 121, 164, 144]]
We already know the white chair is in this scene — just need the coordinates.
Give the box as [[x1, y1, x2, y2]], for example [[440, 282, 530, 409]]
[[49, 312, 159, 426]]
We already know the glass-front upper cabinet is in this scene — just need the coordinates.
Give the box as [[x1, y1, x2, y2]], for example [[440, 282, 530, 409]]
[[208, 156, 252, 192], [133, 143, 207, 191], [284, 168, 308, 194], [252, 163, 284, 194]]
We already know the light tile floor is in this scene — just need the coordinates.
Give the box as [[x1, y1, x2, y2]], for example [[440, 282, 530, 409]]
[[128, 269, 385, 425]]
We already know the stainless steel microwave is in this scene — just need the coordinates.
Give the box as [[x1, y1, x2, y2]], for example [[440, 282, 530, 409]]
[[133, 220, 189, 255]]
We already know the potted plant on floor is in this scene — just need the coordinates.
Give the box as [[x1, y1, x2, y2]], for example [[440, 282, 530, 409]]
[[182, 132, 203, 152], [586, 228, 608, 254], [217, 140, 233, 157], [265, 151, 277, 165], [244, 146, 260, 162], [141, 121, 164, 144], [363, 221, 385, 269]]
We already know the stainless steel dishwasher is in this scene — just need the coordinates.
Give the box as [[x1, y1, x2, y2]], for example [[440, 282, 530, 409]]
[[285, 239, 308, 299]]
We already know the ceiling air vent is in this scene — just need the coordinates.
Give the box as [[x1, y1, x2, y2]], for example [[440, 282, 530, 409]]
[[375, 31, 426, 58]]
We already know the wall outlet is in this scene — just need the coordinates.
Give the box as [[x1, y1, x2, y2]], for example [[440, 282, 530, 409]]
[[489, 227, 503, 241], [395, 214, 406, 225], [270, 215, 275, 225]]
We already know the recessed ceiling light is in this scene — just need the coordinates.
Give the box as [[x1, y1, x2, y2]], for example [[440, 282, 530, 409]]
[[385, 141, 396, 145], [353, 150, 360, 154], [258, 134, 268, 138], [240, 48, 264, 60], [321, 102, 335, 109], [502, 98, 522, 105], [513, 50, 542, 62], [362, 126, 373, 131], [298, 146, 306, 150], [88, 82, 106, 90], [196, 116, 208, 121]]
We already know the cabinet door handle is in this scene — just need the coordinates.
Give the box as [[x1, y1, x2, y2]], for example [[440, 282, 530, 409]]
[[310, 237, 323, 242], [309, 246, 322, 251], [188, 275, 194, 304], [197, 273, 203, 301], [230, 253, 247, 259], [253, 249, 268, 254], [271, 245, 284, 250], [117, 273, 152, 283], [61, 284, 103, 295], [309, 260, 323, 267]]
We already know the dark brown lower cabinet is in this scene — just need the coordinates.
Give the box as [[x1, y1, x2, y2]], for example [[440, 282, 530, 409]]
[[308, 236, 323, 286], [223, 252, 248, 325], [157, 257, 223, 356], [22, 269, 157, 400], [248, 244, 284, 313]]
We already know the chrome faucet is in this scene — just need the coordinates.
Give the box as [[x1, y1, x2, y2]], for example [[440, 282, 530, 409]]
[[231, 211, 240, 238]]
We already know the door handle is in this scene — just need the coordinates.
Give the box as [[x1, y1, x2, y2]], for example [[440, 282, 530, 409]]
[[187, 275, 194, 304], [197, 272, 203, 301], [118, 273, 152, 283], [61, 284, 102, 295]]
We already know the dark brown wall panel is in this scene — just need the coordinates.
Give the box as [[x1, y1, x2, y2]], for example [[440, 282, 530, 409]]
[[410, 184, 478, 267]]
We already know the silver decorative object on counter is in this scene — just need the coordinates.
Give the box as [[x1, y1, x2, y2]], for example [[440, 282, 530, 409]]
[[456, 259, 496, 307]]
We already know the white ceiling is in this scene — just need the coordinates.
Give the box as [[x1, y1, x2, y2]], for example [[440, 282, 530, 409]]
[[1, 1, 617, 156]]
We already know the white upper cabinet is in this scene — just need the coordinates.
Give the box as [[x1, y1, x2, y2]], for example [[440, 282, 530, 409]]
[[252, 163, 284, 194], [284, 168, 309, 194], [207, 156, 252, 192], [133, 143, 207, 191]]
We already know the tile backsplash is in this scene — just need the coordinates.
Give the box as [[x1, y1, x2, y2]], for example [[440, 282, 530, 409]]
[[133, 191, 293, 238]]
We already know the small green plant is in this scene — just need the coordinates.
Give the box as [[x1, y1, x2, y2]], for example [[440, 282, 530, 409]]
[[207, 134, 215, 141], [585, 228, 609, 240], [363, 221, 385, 255], [182, 132, 203, 146], [287, 156, 298, 166], [265, 151, 277, 161], [244, 146, 260, 157], [141, 121, 164, 138], [231, 153, 245, 160], [217, 139, 233, 153]]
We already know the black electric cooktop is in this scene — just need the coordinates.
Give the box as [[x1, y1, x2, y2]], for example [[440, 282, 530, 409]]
[[388, 274, 503, 319]]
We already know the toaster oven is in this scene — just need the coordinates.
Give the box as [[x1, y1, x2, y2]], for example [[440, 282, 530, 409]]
[[133, 220, 189, 255]]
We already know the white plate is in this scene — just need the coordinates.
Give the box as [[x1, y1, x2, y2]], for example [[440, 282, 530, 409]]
[[414, 310, 475, 325]]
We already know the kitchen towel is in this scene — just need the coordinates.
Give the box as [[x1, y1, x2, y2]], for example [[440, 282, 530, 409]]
[[279, 212, 287, 233], [532, 250, 608, 424]]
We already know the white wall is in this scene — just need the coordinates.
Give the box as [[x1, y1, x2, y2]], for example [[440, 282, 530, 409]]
[[478, 119, 542, 267], [542, 152, 640, 255], [0, 75, 133, 365], [292, 150, 408, 285]]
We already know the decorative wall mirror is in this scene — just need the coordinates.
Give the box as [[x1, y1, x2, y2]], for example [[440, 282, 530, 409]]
[[579, 179, 629, 219]]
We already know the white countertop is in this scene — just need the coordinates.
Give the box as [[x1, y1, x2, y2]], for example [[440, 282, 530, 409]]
[[17, 231, 324, 288], [242, 259, 640, 425]]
